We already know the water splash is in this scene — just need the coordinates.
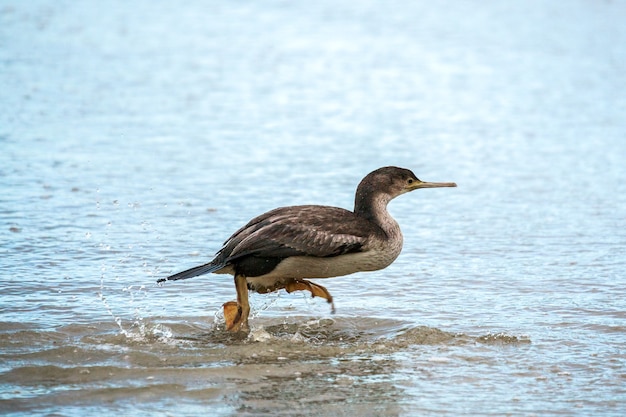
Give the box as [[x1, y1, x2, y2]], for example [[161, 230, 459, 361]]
[[98, 273, 128, 337]]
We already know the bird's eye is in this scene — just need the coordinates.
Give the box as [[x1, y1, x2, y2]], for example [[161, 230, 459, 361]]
[[407, 178, 414, 184]]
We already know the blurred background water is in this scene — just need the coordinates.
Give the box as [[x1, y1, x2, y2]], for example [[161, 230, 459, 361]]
[[1, 0, 625, 416]]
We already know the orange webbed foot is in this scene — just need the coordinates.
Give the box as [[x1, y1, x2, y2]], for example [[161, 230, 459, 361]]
[[223, 275, 251, 332], [284, 280, 336, 314], [222, 301, 250, 332], [223, 301, 241, 331]]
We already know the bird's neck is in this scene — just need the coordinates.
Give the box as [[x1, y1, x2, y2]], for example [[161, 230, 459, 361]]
[[354, 192, 402, 241]]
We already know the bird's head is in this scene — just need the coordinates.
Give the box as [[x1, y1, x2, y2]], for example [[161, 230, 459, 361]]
[[359, 166, 456, 198], [354, 166, 456, 216]]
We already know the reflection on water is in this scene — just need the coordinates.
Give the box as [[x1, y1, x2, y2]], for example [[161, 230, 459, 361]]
[[2, 0, 625, 415]]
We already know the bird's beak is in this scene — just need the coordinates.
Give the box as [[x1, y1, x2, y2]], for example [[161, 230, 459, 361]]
[[410, 180, 457, 190]]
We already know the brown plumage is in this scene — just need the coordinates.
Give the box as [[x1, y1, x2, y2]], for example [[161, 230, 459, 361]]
[[158, 166, 456, 331]]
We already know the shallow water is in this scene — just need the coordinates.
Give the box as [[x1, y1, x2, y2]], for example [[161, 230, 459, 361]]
[[1, 0, 625, 416]]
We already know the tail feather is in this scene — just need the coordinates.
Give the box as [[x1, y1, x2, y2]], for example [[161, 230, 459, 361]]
[[157, 262, 224, 284]]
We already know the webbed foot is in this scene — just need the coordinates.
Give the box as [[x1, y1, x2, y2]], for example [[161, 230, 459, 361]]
[[223, 275, 250, 332], [284, 280, 335, 314], [222, 301, 249, 332]]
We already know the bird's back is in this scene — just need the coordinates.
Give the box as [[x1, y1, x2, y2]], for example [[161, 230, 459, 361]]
[[215, 204, 385, 266]]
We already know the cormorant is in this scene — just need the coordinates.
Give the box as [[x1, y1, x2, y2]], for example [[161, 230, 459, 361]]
[[158, 166, 456, 331]]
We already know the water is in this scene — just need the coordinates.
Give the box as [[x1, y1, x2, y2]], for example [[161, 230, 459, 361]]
[[1, 0, 625, 415]]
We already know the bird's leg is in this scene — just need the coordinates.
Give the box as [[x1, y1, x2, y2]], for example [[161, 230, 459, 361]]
[[284, 280, 336, 314], [223, 274, 250, 332]]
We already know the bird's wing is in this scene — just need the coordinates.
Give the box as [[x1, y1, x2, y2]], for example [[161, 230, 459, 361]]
[[217, 205, 382, 263]]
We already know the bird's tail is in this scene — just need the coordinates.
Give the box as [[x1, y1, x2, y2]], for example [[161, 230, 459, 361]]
[[156, 262, 224, 284]]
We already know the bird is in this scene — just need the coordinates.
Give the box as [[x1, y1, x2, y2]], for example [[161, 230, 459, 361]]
[[157, 166, 456, 332]]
